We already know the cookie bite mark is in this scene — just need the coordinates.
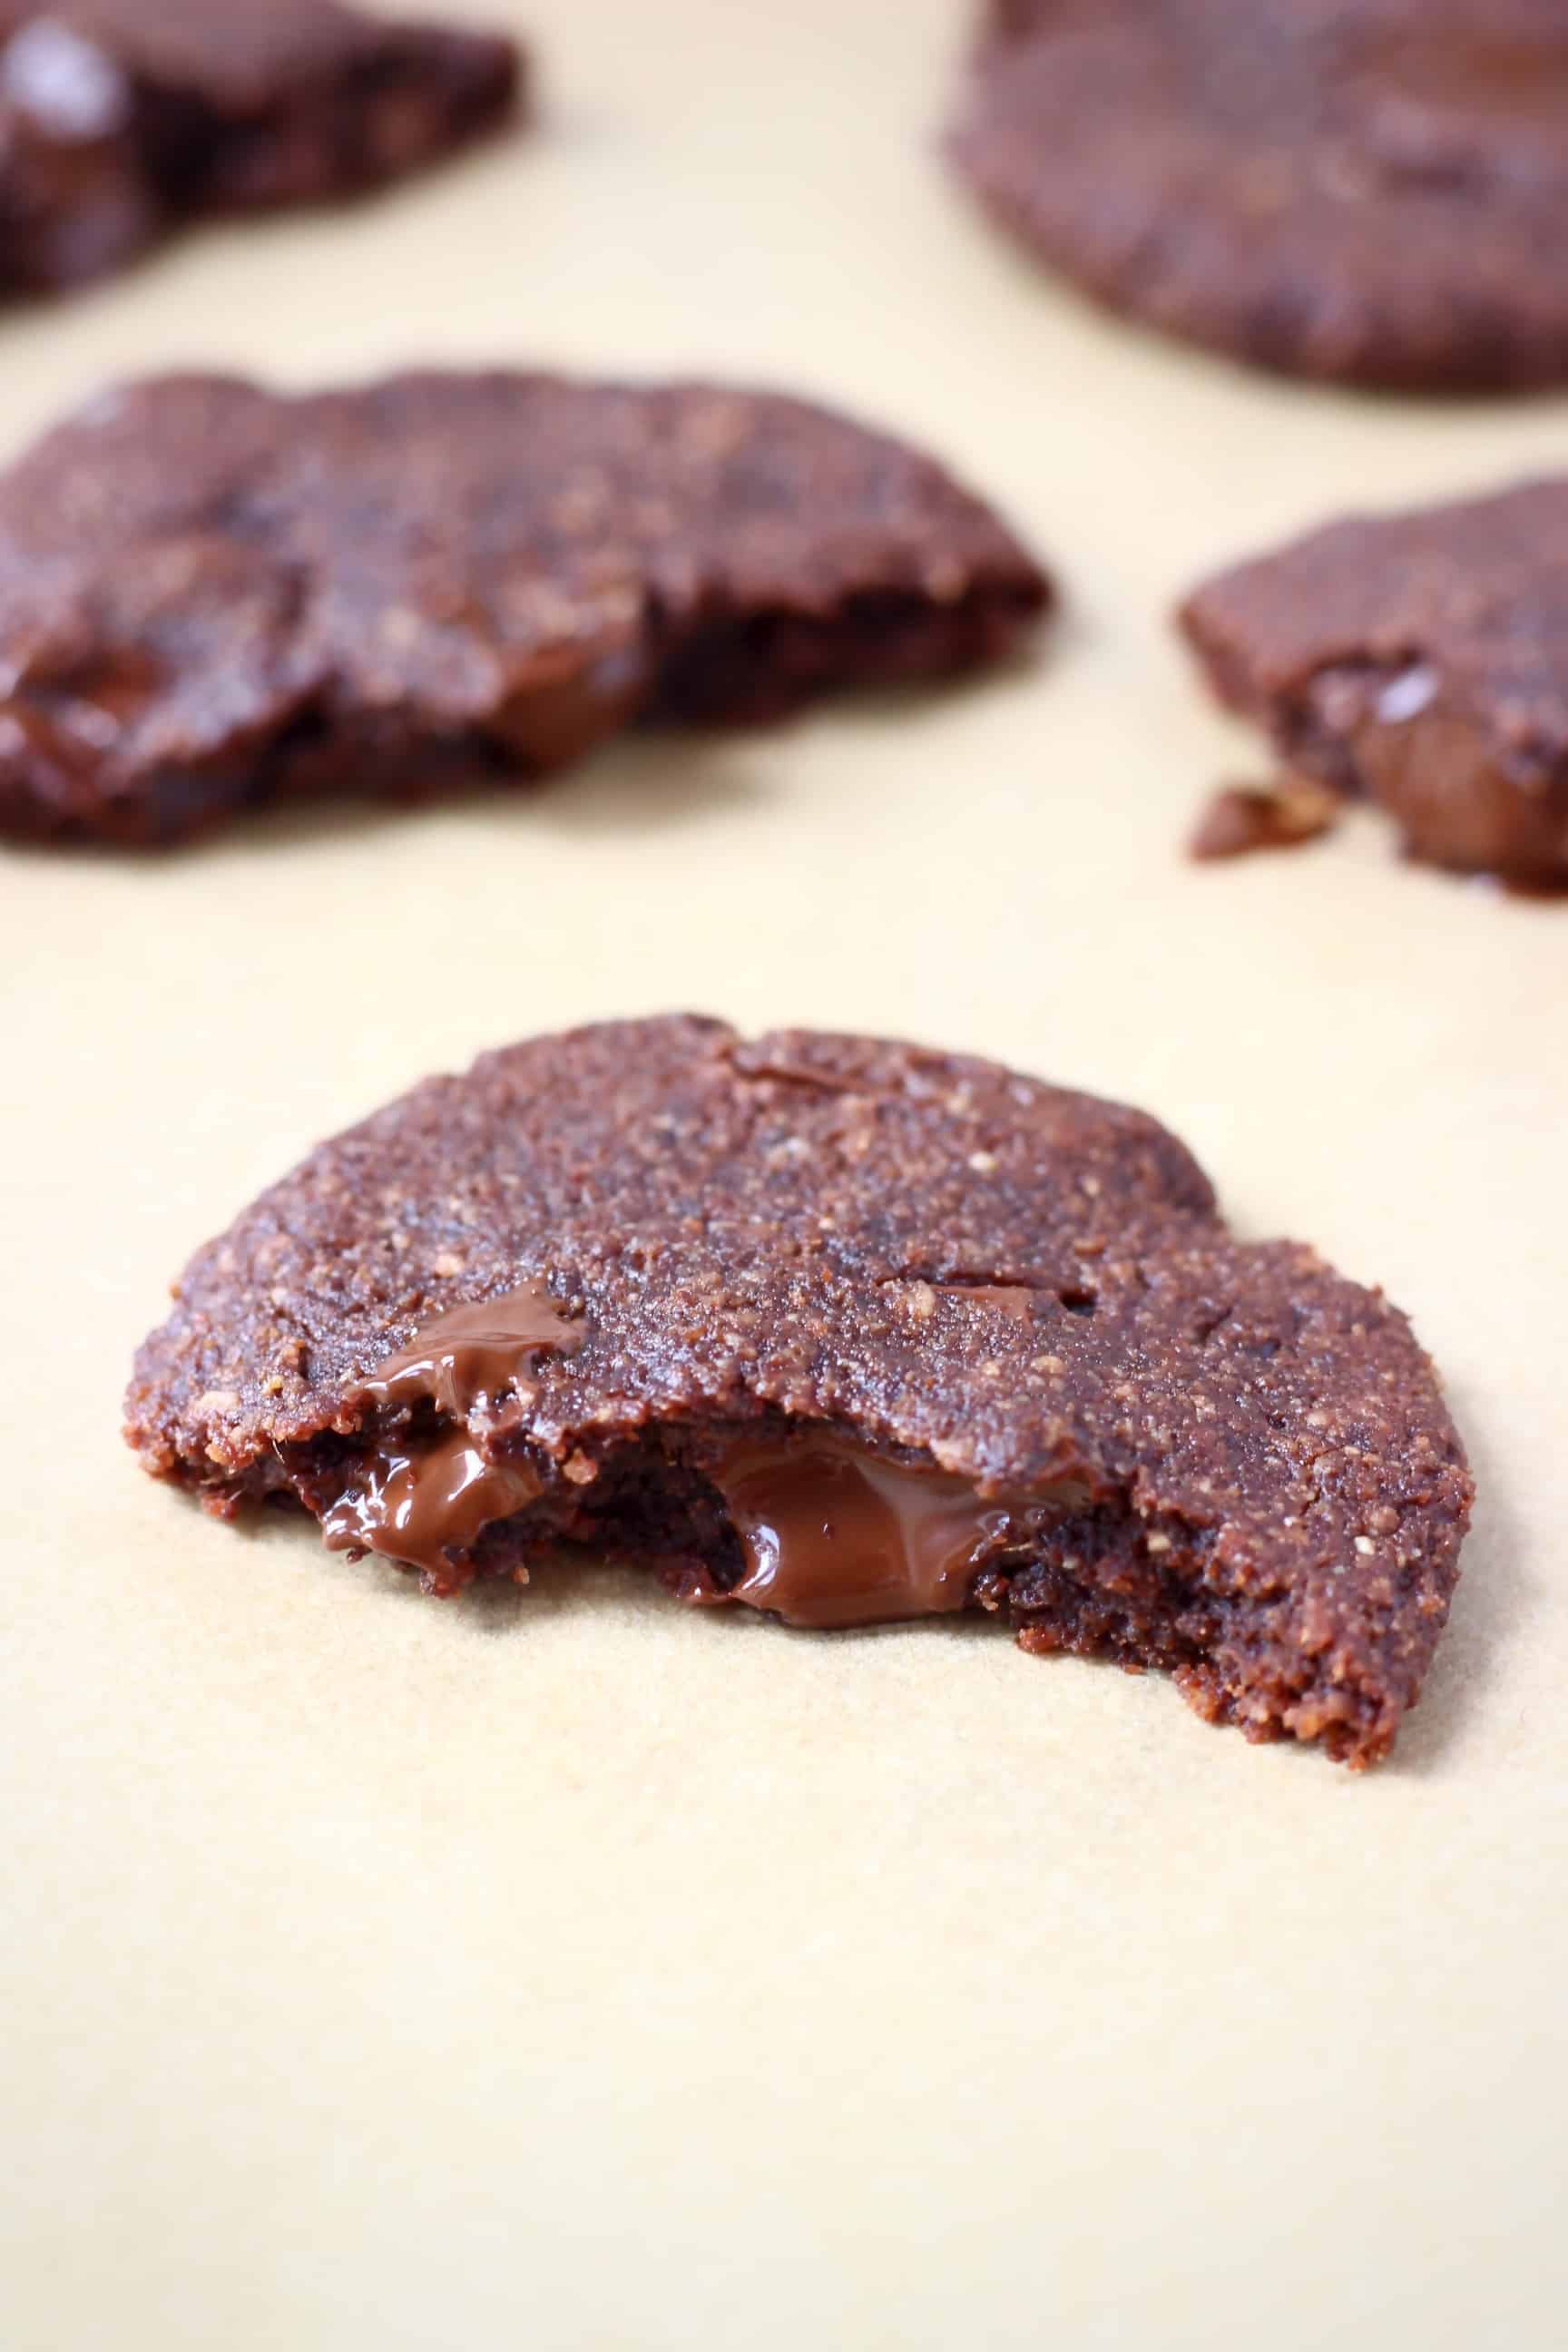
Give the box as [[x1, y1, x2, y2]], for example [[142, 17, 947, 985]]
[[309, 1286, 1082, 1615], [1181, 478, 1568, 889], [0, 371, 1049, 848], [126, 1016, 1472, 1768]]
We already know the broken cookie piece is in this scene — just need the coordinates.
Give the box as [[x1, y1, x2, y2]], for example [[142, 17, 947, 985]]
[[0, 370, 1049, 847], [1181, 478, 1568, 889], [0, 0, 522, 300], [125, 1016, 1473, 1767]]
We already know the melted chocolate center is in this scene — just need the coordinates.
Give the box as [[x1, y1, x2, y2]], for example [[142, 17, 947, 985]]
[[322, 1426, 544, 1575], [322, 1281, 583, 1581], [320, 1284, 1090, 1622], [696, 1438, 1089, 1631]]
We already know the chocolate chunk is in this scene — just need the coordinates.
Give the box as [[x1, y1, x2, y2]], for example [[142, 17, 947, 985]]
[[1180, 479, 1568, 888], [1189, 780, 1343, 864], [0, 370, 1049, 848], [125, 1016, 1473, 1768], [680, 1440, 1094, 1630], [318, 1284, 583, 1579], [0, 0, 521, 301], [946, 1, 1568, 392]]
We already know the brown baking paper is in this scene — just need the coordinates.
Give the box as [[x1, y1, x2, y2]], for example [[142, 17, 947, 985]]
[[2, 4, 1563, 2346]]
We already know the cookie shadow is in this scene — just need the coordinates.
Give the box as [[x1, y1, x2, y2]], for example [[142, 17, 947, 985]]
[[0, 736, 769, 869], [303, 1526, 1005, 1651], [507, 1560, 1005, 1644], [224, 1414, 1505, 1774], [525, 731, 774, 839], [535, 648, 1056, 837], [0, 639, 1053, 869], [240, 735, 771, 854], [1379, 1386, 1525, 1778]]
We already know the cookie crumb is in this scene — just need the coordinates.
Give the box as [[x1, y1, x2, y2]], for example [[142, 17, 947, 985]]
[[1190, 780, 1342, 863]]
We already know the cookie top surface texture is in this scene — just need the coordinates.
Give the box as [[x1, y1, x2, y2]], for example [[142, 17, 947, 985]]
[[1181, 477, 1568, 886], [126, 1016, 1473, 1767], [948, 0, 1568, 390], [0, 2, 520, 298], [0, 370, 1048, 847]]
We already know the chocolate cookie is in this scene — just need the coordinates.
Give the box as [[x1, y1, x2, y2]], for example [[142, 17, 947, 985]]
[[125, 1016, 1473, 1767], [0, 0, 520, 301], [947, 1, 1568, 391], [1181, 479, 1568, 887], [0, 370, 1048, 847]]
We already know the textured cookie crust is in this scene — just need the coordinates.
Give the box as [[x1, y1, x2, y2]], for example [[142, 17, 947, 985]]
[[947, 0, 1568, 391], [0, 369, 1048, 847], [126, 1016, 1473, 1766], [0, 0, 520, 300], [1181, 479, 1568, 887]]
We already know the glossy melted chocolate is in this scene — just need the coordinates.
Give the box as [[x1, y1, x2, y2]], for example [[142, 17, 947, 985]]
[[694, 1439, 1016, 1628], [321, 1425, 544, 1579], [691, 1437, 1092, 1630], [322, 1283, 1089, 1622], [322, 1281, 583, 1581]]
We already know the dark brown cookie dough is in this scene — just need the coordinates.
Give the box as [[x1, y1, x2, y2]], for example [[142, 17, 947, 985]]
[[1181, 479, 1568, 887], [947, 1, 1568, 392], [0, 370, 1048, 848], [0, 0, 521, 301], [126, 1016, 1473, 1768]]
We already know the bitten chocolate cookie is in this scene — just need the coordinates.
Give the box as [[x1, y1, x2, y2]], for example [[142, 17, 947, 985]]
[[0, 370, 1048, 847], [1181, 479, 1568, 888], [947, 1, 1568, 392], [0, 1, 520, 300], [125, 1016, 1473, 1767]]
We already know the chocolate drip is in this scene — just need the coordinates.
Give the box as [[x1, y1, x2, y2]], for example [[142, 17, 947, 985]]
[[322, 1281, 583, 1582], [349, 1281, 584, 1415], [322, 1428, 542, 1579], [319, 1286, 1097, 1621]]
